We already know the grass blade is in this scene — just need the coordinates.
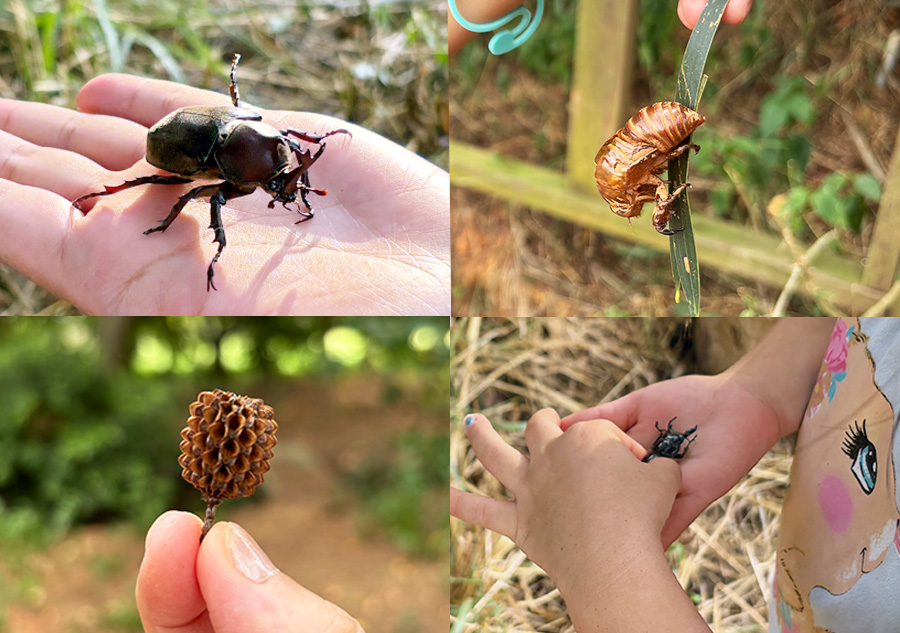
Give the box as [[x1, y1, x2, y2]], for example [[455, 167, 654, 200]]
[[667, 0, 729, 315]]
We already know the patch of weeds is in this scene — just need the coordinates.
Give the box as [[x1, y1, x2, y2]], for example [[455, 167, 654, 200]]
[[344, 430, 449, 558]]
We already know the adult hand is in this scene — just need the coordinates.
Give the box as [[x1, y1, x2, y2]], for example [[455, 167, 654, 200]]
[[0, 74, 449, 315], [560, 373, 781, 548], [677, 0, 753, 29], [137, 511, 364, 633]]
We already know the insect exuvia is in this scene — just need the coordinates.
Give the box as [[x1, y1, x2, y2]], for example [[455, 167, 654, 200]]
[[643, 417, 697, 462], [72, 53, 351, 291], [593, 102, 705, 235]]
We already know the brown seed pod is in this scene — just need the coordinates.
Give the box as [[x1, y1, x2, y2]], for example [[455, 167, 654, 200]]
[[178, 389, 277, 540], [594, 102, 705, 235]]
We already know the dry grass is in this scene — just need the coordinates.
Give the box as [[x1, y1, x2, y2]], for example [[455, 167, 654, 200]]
[[450, 317, 792, 632]]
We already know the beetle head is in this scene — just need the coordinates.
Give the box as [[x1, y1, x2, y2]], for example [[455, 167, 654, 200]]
[[263, 142, 327, 215]]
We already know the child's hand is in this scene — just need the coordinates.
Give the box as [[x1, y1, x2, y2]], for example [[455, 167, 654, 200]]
[[560, 373, 781, 547], [451, 408, 681, 596]]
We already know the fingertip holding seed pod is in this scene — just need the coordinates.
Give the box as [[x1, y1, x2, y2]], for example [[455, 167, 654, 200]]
[[178, 389, 278, 541], [594, 102, 705, 235]]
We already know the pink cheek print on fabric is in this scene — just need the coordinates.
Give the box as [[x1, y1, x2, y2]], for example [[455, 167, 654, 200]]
[[818, 475, 853, 534]]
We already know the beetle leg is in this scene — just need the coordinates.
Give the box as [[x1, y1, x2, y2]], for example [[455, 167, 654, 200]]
[[200, 183, 255, 291], [139, 181, 252, 291], [206, 191, 227, 292], [229, 53, 242, 108], [72, 175, 193, 213], [282, 128, 352, 145], [143, 183, 227, 235]]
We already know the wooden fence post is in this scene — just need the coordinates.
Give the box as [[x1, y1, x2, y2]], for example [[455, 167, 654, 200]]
[[860, 122, 900, 295], [566, 0, 637, 193]]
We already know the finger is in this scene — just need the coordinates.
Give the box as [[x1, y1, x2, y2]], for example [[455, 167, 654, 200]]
[[198, 522, 364, 633], [677, 0, 705, 29], [450, 488, 517, 539], [560, 392, 640, 431], [136, 510, 213, 633], [0, 128, 108, 200], [722, 0, 752, 24], [77, 73, 233, 128], [660, 487, 705, 548], [644, 454, 683, 499], [0, 179, 81, 299], [523, 408, 563, 455], [678, 0, 751, 29], [0, 98, 146, 170], [464, 413, 528, 487], [603, 421, 650, 461]]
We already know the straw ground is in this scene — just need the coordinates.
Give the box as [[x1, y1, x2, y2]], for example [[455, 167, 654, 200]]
[[450, 317, 790, 632]]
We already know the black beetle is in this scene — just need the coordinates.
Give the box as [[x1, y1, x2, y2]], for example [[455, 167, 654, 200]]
[[72, 53, 351, 291], [642, 417, 697, 462]]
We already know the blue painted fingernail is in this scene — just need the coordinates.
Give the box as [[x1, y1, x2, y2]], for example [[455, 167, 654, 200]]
[[464, 415, 476, 427]]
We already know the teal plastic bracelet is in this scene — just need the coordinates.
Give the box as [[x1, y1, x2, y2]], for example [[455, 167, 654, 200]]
[[449, 0, 543, 55]]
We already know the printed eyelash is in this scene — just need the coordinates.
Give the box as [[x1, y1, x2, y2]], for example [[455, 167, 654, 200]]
[[842, 419, 868, 458], [842, 419, 877, 495]]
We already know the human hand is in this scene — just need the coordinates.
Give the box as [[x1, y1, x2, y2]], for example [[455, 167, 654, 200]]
[[137, 511, 363, 633], [677, 0, 753, 29], [560, 372, 781, 547], [0, 74, 449, 315], [450, 409, 681, 597], [448, 0, 526, 57]]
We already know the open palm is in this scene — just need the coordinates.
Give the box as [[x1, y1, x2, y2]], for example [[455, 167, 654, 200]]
[[560, 373, 783, 547], [0, 73, 449, 315]]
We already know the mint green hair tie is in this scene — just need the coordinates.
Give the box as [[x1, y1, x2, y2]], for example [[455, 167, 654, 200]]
[[449, 0, 543, 55]]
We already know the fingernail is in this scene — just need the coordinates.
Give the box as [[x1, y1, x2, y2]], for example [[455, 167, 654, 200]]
[[228, 523, 279, 583], [464, 415, 476, 427], [145, 511, 180, 551]]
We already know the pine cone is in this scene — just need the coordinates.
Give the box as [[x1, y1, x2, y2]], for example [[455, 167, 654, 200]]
[[178, 389, 277, 538]]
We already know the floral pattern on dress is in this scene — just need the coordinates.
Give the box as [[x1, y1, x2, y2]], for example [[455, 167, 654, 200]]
[[807, 321, 853, 419]]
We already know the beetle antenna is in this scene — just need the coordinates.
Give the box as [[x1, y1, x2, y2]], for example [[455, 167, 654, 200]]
[[230, 53, 242, 108]]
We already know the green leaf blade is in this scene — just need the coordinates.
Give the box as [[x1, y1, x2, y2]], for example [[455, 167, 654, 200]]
[[667, 0, 731, 316]]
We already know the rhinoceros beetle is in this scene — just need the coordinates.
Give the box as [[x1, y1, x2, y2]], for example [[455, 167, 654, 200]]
[[642, 417, 697, 462], [72, 53, 351, 291]]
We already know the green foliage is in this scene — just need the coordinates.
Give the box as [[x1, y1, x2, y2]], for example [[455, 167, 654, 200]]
[[695, 73, 881, 236], [636, 0, 682, 93], [510, 0, 577, 86], [0, 323, 180, 545], [781, 171, 881, 233], [693, 75, 816, 223], [345, 430, 449, 558], [453, 0, 576, 88], [758, 76, 816, 136]]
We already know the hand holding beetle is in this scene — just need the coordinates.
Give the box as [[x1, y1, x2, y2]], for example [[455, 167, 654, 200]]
[[451, 410, 682, 595], [0, 70, 448, 315], [561, 373, 789, 548]]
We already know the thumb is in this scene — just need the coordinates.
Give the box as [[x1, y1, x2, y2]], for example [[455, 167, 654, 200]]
[[643, 456, 683, 537], [198, 522, 364, 633], [644, 454, 683, 500]]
